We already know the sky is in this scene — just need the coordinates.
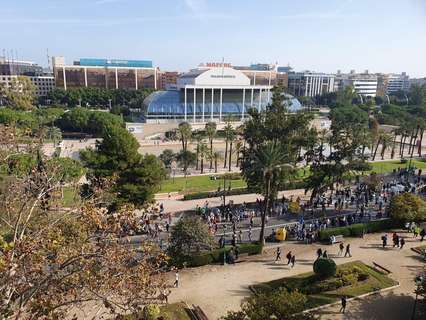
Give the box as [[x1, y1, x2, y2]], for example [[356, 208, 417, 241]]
[[1, 0, 426, 77]]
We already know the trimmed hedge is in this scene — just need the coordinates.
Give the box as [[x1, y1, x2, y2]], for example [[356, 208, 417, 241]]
[[314, 258, 337, 278], [178, 243, 263, 267], [318, 219, 396, 241]]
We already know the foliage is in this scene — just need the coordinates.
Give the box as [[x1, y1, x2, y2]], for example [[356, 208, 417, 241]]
[[55, 107, 124, 136], [318, 219, 395, 241], [388, 193, 426, 222], [168, 216, 214, 264], [47, 87, 153, 110], [177, 122, 192, 152], [176, 150, 196, 176], [313, 258, 337, 278], [0, 76, 35, 110], [0, 107, 65, 131], [0, 126, 168, 319], [159, 149, 176, 168], [221, 287, 313, 320]]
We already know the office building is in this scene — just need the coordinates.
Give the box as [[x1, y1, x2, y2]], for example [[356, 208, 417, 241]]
[[53, 57, 158, 90], [377, 72, 410, 95], [0, 57, 43, 76], [287, 72, 335, 97], [410, 77, 426, 88], [158, 71, 180, 90], [335, 70, 378, 97], [144, 65, 302, 123], [0, 74, 55, 98]]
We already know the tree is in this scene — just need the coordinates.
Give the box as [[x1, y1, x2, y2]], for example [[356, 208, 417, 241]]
[[205, 122, 217, 169], [176, 150, 196, 177], [168, 216, 214, 264], [243, 142, 293, 244], [313, 258, 337, 278], [336, 85, 356, 107], [159, 149, 176, 168], [389, 193, 426, 222], [178, 122, 192, 152], [198, 142, 209, 174], [115, 154, 166, 207], [221, 288, 314, 320], [0, 126, 167, 319], [0, 76, 35, 110], [223, 121, 234, 169], [212, 151, 222, 173], [409, 84, 426, 105]]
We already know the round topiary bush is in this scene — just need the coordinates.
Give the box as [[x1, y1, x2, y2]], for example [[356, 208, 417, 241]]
[[313, 258, 337, 278]]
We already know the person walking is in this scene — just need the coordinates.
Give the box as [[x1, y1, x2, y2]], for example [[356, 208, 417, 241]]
[[381, 234, 388, 248], [338, 243, 344, 256], [173, 271, 179, 288], [286, 251, 292, 265], [238, 229, 243, 243], [400, 237, 405, 249], [344, 244, 351, 257], [316, 248, 323, 259], [290, 254, 296, 268], [275, 247, 282, 262], [248, 226, 252, 242], [420, 228, 426, 242], [322, 250, 328, 259], [340, 296, 347, 313]]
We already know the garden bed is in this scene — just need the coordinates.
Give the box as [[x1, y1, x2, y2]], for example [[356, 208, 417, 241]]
[[123, 302, 191, 320], [251, 261, 397, 310]]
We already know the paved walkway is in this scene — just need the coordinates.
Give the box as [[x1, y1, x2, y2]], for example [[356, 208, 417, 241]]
[[168, 231, 425, 320]]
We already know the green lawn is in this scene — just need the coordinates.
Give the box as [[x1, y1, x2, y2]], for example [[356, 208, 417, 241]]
[[252, 261, 397, 310], [159, 174, 247, 194], [368, 159, 426, 174], [123, 303, 191, 320]]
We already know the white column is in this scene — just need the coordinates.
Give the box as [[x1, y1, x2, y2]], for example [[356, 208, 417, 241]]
[[211, 88, 214, 121], [219, 88, 223, 122], [154, 68, 157, 90], [258, 89, 262, 111], [115, 68, 118, 89], [184, 87, 187, 121], [135, 69, 138, 90], [305, 77, 308, 96], [202, 88, 205, 123], [193, 88, 196, 123], [63, 67, 67, 91], [253, 73, 256, 86], [241, 88, 246, 121], [84, 68, 88, 87], [250, 88, 254, 107]]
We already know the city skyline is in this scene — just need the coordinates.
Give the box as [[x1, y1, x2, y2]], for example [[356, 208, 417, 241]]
[[1, 0, 426, 77]]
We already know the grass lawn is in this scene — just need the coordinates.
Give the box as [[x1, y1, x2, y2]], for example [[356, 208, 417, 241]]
[[252, 261, 397, 310], [368, 159, 426, 174], [160, 302, 192, 320], [159, 174, 247, 194]]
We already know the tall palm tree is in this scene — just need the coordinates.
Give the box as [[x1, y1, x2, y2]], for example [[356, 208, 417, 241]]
[[380, 132, 393, 160], [228, 128, 236, 172], [234, 140, 243, 167], [211, 151, 222, 173], [178, 122, 192, 152], [250, 142, 291, 245], [205, 122, 217, 170], [223, 122, 233, 169], [198, 142, 209, 174]]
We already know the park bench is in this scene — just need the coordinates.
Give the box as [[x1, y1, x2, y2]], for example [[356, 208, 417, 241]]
[[329, 234, 344, 245], [192, 304, 209, 320], [372, 261, 392, 274]]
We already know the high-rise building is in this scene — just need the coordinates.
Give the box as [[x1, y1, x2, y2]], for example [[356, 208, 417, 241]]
[[158, 71, 180, 90], [287, 71, 335, 97], [377, 72, 410, 95], [53, 57, 158, 91]]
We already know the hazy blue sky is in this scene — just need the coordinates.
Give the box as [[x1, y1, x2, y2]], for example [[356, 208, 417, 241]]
[[1, 0, 426, 76]]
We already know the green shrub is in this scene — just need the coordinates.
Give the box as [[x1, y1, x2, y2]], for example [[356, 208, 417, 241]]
[[142, 304, 160, 320], [313, 258, 337, 278], [306, 278, 343, 294], [341, 273, 358, 286], [318, 226, 352, 241]]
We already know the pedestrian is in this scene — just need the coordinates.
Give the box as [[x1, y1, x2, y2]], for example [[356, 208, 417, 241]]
[[322, 250, 328, 258], [166, 222, 170, 233], [344, 244, 351, 257], [248, 226, 252, 242], [290, 254, 296, 268], [338, 243, 344, 256], [275, 247, 281, 262], [316, 248, 323, 259], [286, 251, 292, 265], [340, 296, 347, 313], [173, 271, 179, 288], [381, 234, 388, 248], [420, 228, 426, 242], [400, 237, 405, 249], [235, 246, 240, 260], [238, 229, 243, 243]]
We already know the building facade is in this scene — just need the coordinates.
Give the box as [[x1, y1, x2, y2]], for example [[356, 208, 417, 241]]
[[53, 57, 158, 91], [287, 72, 335, 97], [335, 70, 378, 97], [144, 66, 302, 123], [158, 71, 180, 90], [0, 57, 43, 76], [0, 75, 55, 98]]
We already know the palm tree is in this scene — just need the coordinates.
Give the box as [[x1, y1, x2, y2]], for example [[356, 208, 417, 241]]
[[193, 133, 203, 170], [205, 122, 217, 169], [223, 122, 233, 169], [212, 151, 222, 173], [250, 142, 291, 245], [178, 122, 192, 152], [234, 140, 243, 167], [380, 132, 393, 160], [228, 128, 236, 172], [198, 142, 209, 174]]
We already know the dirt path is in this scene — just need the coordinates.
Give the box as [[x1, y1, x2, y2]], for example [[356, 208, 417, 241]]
[[168, 232, 425, 319]]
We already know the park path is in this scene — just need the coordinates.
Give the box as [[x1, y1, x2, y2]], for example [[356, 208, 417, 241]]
[[168, 232, 425, 320]]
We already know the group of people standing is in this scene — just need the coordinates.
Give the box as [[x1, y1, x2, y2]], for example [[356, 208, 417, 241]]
[[275, 247, 296, 267]]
